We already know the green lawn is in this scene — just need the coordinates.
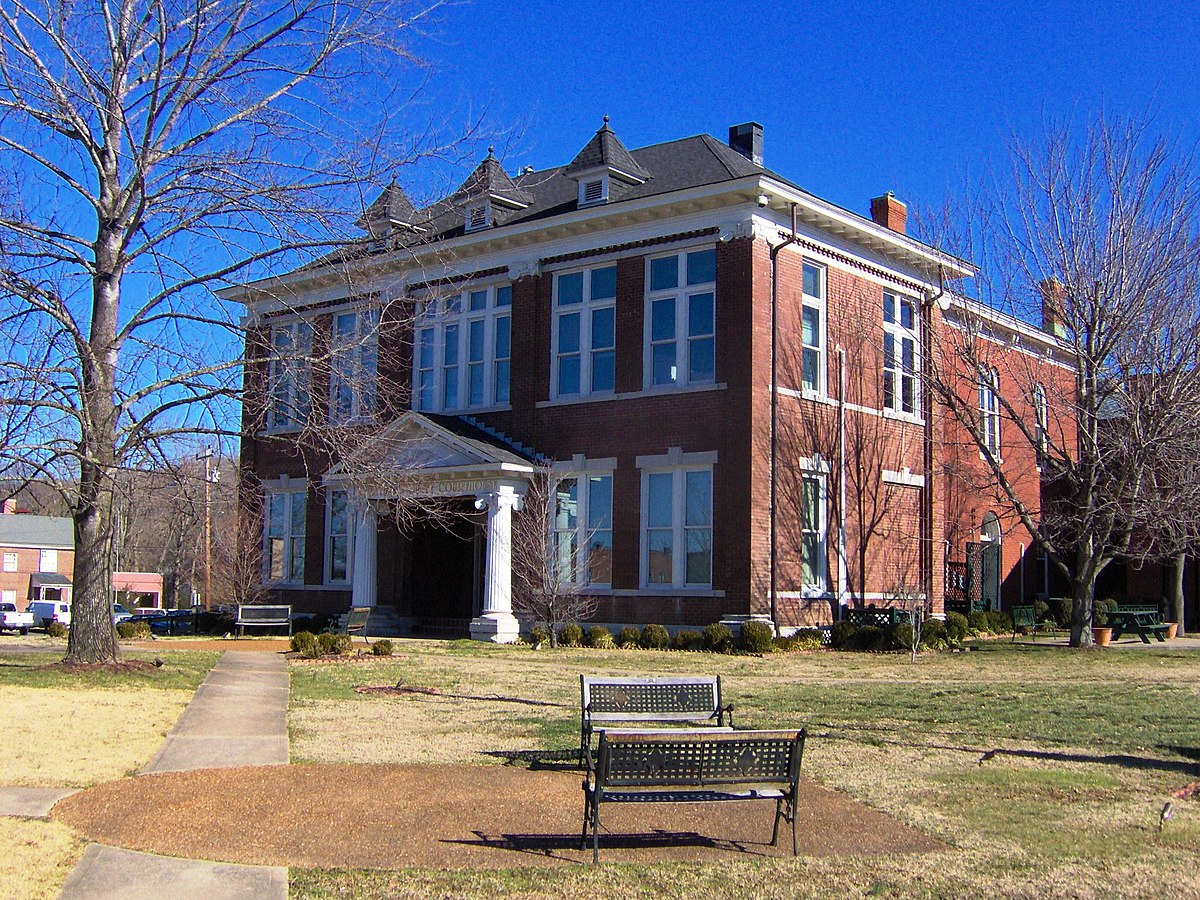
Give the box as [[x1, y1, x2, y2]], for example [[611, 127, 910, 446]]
[[0, 649, 221, 692], [289, 640, 1200, 898]]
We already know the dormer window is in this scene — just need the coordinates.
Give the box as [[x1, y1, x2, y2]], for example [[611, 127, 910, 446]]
[[579, 176, 609, 207], [466, 203, 491, 232]]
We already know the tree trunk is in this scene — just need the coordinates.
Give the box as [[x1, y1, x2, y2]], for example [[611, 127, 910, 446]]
[[1068, 574, 1095, 648], [1171, 552, 1186, 635], [66, 475, 120, 663]]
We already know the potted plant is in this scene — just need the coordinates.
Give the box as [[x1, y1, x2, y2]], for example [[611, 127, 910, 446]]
[[1092, 598, 1118, 647]]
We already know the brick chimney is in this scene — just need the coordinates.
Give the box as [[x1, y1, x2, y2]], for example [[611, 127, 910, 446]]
[[728, 122, 763, 166], [870, 192, 907, 234], [1039, 278, 1067, 338]]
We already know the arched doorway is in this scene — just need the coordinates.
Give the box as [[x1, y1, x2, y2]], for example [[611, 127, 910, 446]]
[[979, 512, 1002, 612]]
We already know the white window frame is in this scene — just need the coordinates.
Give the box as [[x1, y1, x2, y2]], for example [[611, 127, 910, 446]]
[[1033, 382, 1048, 461], [38, 549, 56, 573], [800, 260, 826, 395], [412, 284, 512, 413], [643, 247, 717, 391], [262, 484, 307, 586], [883, 290, 920, 416], [266, 319, 312, 430], [323, 488, 356, 585], [550, 460, 615, 588], [329, 308, 380, 424], [797, 456, 829, 597], [2, 551, 16, 573], [551, 265, 617, 399], [637, 449, 717, 589], [979, 367, 1001, 454]]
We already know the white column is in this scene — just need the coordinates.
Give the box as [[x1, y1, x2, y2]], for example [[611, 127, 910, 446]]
[[469, 485, 522, 643], [351, 501, 377, 608]]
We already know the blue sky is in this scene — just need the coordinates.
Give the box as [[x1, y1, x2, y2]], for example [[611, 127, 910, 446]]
[[408, 0, 1199, 235]]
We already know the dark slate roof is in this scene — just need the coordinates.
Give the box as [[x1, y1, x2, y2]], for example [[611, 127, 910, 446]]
[[358, 180, 418, 234], [564, 117, 650, 182], [0, 514, 73, 550], [365, 131, 771, 246], [423, 414, 543, 464]]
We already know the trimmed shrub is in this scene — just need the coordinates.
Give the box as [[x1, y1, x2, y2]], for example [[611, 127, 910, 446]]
[[967, 610, 989, 634], [671, 630, 703, 651], [617, 626, 641, 648], [371, 640, 395, 657], [739, 620, 774, 653], [986, 610, 1012, 634], [46, 621, 67, 638], [922, 618, 947, 647], [587, 626, 615, 649], [792, 628, 825, 651], [703, 623, 735, 654], [1094, 598, 1119, 627], [830, 620, 858, 649], [639, 623, 670, 650], [317, 632, 350, 656], [290, 631, 317, 653], [944, 612, 969, 644], [887, 621, 916, 651], [852, 625, 885, 651], [300, 639, 322, 659], [559, 623, 584, 647], [1033, 599, 1050, 622], [117, 621, 152, 641], [1051, 596, 1073, 627], [528, 625, 551, 647]]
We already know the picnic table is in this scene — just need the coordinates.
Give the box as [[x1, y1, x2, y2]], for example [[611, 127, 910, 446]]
[[1107, 605, 1169, 644]]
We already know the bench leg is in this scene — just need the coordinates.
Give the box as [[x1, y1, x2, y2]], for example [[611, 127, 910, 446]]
[[592, 799, 601, 864], [770, 797, 783, 846]]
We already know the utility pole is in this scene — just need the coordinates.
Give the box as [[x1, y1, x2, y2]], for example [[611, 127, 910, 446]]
[[196, 449, 216, 611]]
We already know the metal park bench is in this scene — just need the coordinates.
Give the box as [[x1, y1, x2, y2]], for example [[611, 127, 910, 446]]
[[1109, 605, 1170, 643], [580, 674, 734, 763], [1011, 604, 1057, 642], [235, 604, 292, 638], [581, 728, 808, 862], [338, 606, 372, 643]]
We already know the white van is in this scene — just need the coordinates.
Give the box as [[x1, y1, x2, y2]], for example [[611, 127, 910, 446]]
[[29, 600, 71, 628]]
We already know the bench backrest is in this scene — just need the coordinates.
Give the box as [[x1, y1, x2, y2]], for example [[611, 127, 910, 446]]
[[1116, 605, 1160, 617], [237, 604, 291, 623], [344, 607, 372, 631], [596, 729, 806, 791], [582, 675, 723, 724], [1012, 605, 1036, 628]]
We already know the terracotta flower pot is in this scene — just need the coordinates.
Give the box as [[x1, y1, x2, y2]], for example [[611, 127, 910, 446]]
[[1093, 627, 1113, 647], [1165, 622, 1179, 640]]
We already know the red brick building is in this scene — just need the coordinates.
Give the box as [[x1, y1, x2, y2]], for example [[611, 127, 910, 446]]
[[231, 120, 1074, 639]]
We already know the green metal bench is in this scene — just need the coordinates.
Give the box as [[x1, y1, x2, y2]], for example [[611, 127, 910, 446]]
[[338, 606, 372, 643], [1109, 605, 1169, 643], [1011, 604, 1057, 642], [235, 604, 292, 637], [580, 675, 733, 764], [582, 728, 807, 862]]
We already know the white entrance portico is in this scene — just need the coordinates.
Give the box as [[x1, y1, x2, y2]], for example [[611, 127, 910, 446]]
[[326, 412, 537, 642]]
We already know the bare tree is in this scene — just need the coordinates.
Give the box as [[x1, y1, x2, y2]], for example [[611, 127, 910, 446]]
[[927, 114, 1200, 647], [510, 472, 602, 647], [0, 0, 465, 662]]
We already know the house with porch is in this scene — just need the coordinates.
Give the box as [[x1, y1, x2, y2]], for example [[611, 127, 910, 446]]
[[232, 119, 1074, 640]]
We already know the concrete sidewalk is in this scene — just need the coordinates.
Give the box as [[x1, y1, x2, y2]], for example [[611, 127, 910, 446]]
[[58, 650, 290, 899]]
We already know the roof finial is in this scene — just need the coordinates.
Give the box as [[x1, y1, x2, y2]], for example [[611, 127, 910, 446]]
[[602, 114, 610, 126], [487, 145, 495, 157]]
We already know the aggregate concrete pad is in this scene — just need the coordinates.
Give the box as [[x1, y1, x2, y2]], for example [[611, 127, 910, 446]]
[[141, 735, 289, 774], [54, 764, 946, 869], [58, 844, 286, 900], [0, 786, 77, 818]]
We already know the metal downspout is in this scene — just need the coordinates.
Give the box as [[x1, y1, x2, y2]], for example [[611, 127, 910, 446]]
[[923, 267, 947, 612], [837, 345, 847, 618], [769, 203, 799, 631]]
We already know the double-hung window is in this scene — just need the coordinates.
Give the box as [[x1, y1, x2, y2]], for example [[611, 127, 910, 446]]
[[2, 552, 16, 572], [325, 489, 354, 584], [979, 368, 1001, 454], [551, 472, 613, 586], [798, 464, 828, 594], [1033, 383, 1048, 461], [800, 262, 824, 392], [883, 291, 919, 415], [330, 309, 379, 423], [267, 320, 312, 429], [642, 466, 713, 587], [646, 248, 716, 389], [554, 266, 616, 397], [264, 488, 306, 583], [414, 284, 512, 412]]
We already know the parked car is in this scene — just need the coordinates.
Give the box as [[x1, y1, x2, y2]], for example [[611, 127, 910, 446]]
[[112, 603, 133, 624], [131, 606, 167, 618], [147, 607, 198, 635], [29, 600, 71, 629], [0, 601, 33, 634]]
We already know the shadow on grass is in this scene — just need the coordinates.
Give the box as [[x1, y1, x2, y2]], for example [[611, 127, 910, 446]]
[[482, 748, 580, 771]]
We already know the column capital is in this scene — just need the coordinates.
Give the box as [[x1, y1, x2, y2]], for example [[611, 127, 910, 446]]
[[474, 486, 523, 513]]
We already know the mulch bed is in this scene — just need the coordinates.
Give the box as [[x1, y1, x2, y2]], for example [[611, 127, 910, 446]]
[[52, 763, 945, 869]]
